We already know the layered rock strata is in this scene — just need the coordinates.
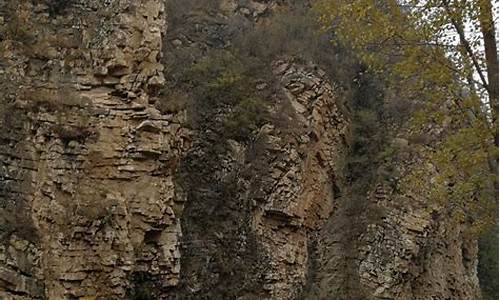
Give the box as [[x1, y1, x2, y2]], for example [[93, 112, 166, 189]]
[[1, 1, 188, 299], [0, 1, 482, 299]]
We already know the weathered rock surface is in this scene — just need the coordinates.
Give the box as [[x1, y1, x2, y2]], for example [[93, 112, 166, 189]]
[[0, 1, 481, 300], [1, 1, 187, 299], [169, 59, 349, 299], [304, 181, 480, 300]]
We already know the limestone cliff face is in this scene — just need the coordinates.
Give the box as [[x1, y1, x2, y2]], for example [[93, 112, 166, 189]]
[[0, 1, 186, 299], [0, 1, 481, 300], [305, 181, 480, 300]]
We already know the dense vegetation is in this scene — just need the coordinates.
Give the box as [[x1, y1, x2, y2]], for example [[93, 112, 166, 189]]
[[161, 1, 358, 142], [163, 0, 498, 297], [316, 0, 498, 297]]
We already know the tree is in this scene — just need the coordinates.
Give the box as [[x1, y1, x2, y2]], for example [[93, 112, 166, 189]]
[[316, 0, 498, 231], [315, 0, 498, 296]]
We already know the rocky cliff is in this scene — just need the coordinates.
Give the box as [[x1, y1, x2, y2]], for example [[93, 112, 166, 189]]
[[0, 0, 481, 299]]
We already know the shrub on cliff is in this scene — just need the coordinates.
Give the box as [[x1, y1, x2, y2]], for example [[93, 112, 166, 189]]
[[224, 97, 268, 141], [47, 0, 73, 15], [231, 3, 357, 88], [2, 1, 33, 43], [162, 49, 272, 141]]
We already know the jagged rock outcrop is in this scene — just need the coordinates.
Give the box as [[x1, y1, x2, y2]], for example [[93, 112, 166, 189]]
[[1, 1, 188, 299], [171, 59, 349, 299], [0, 0, 482, 299], [305, 181, 480, 300]]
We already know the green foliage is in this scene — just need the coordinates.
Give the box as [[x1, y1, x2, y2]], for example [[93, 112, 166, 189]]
[[187, 52, 269, 141], [2, 2, 33, 43], [162, 0, 363, 145], [175, 50, 252, 105], [224, 98, 268, 141], [163, 47, 272, 141], [346, 69, 390, 191], [316, 0, 498, 235], [318, 3, 498, 297], [232, 3, 358, 88]]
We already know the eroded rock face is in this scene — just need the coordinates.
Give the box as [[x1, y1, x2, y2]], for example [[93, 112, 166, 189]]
[[0, 1, 482, 300], [357, 197, 480, 300], [1, 1, 188, 299], [171, 59, 349, 299], [254, 61, 348, 299], [305, 181, 481, 300]]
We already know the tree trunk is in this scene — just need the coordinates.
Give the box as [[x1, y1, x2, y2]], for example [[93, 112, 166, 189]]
[[478, 0, 499, 127]]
